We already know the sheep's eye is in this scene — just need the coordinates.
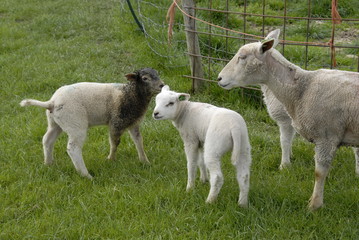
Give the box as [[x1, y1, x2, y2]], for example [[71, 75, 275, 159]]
[[142, 77, 148, 81], [166, 102, 174, 107], [238, 54, 247, 60]]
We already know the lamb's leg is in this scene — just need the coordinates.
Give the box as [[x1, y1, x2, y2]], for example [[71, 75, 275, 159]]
[[66, 130, 92, 179], [107, 125, 124, 161], [309, 143, 337, 211], [184, 143, 199, 191], [353, 147, 359, 176], [129, 125, 150, 164], [233, 152, 251, 208], [197, 149, 208, 183], [205, 155, 224, 204], [42, 113, 62, 165], [278, 121, 295, 170]]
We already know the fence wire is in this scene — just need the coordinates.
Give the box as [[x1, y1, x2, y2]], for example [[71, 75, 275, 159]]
[[124, 0, 359, 92]]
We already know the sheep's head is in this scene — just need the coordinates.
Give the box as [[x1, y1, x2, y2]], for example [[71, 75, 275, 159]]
[[125, 68, 164, 94], [217, 29, 280, 89], [153, 85, 190, 120]]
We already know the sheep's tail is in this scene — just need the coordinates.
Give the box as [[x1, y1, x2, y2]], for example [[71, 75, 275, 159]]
[[230, 126, 251, 166], [20, 99, 54, 111]]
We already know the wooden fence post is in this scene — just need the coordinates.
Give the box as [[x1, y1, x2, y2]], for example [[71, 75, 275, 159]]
[[182, 0, 204, 91]]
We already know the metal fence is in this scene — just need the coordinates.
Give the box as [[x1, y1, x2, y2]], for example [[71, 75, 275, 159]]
[[176, 0, 359, 90], [125, 0, 359, 92]]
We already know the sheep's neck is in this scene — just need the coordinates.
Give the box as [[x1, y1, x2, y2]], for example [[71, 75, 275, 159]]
[[117, 83, 152, 128], [172, 101, 189, 129], [263, 50, 308, 118]]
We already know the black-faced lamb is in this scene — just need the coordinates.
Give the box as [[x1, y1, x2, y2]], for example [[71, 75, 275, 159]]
[[20, 68, 164, 179], [217, 29, 359, 210], [153, 86, 252, 207]]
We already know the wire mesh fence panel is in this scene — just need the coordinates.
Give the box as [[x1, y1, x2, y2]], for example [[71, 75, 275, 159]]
[[124, 0, 359, 94]]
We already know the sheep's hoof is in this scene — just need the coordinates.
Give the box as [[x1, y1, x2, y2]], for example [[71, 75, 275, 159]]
[[279, 162, 291, 170], [206, 197, 217, 204], [238, 202, 249, 208], [308, 197, 323, 211]]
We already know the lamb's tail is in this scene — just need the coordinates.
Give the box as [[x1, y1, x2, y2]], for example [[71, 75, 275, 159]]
[[230, 126, 251, 166], [20, 99, 54, 111]]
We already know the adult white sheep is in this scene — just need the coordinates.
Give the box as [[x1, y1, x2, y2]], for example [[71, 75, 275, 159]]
[[217, 29, 359, 210], [20, 68, 164, 179], [262, 85, 359, 171], [260, 34, 359, 171], [153, 85, 252, 207]]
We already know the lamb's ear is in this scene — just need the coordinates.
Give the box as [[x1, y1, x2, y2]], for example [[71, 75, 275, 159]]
[[125, 73, 138, 81], [260, 39, 275, 54], [178, 93, 190, 101], [162, 85, 170, 92]]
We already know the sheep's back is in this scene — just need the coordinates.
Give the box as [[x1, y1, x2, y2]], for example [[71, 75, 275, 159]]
[[51, 82, 125, 126]]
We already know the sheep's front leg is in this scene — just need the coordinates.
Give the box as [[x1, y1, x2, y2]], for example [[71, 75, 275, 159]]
[[354, 147, 359, 176], [184, 143, 199, 191], [129, 125, 150, 164], [309, 143, 337, 211], [278, 121, 295, 170], [107, 124, 124, 161]]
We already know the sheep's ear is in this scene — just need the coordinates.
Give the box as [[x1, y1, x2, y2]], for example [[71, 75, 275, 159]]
[[260, 39, 275, 54], [125, 73, 138, 81], [265, 29, 280, 48], [178, 93, 190, 101], [162, 85, 170, 92]]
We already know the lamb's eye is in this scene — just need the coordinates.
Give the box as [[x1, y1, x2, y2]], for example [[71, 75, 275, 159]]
[[166, 102, 174, 107], [142, 77, 148, 81]]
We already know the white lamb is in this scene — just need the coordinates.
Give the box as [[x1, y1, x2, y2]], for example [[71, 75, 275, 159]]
[[153, 85, 252, 207], [218, 29, 359, 210], [20, 68, 164, 179]]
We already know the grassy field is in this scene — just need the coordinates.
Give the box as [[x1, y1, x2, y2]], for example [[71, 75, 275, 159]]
[[1, 0, 358, 239]]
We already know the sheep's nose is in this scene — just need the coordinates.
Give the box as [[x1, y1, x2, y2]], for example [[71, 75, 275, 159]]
[[217, 77, 222, 82], [154, 112, 159, 117]]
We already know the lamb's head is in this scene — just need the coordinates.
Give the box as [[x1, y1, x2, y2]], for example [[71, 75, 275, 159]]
[[125, 68, 165, 94], [153, 85, 190, 120], [217, 29, 280, 90]]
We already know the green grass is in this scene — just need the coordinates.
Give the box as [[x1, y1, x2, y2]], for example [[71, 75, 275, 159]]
[[1, 0, 358, 239]]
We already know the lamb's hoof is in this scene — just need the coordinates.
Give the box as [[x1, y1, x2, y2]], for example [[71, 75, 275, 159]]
[[238, 202, 248, 208], [308, 197, 323, 211], [206, 197, 217, 204], [86, 174, 94, 180], [186, 185, 194, 192], [279, 162, 291, 170]]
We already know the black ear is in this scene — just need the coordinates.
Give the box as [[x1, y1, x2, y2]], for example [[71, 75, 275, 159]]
[[125, 73, 138, 81], [260, 39, 274, 54]]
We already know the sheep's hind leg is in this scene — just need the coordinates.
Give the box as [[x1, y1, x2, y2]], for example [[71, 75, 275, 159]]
[[198, 150, 208, 183], [66, 130, 92, 179], [233, 153, 251, 208], [278, 121, 295, 170], [129, 125, 150, 164], [43, 112, 62, 165], [205, 155, 224, 204], [308, 143, 337, 211]]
